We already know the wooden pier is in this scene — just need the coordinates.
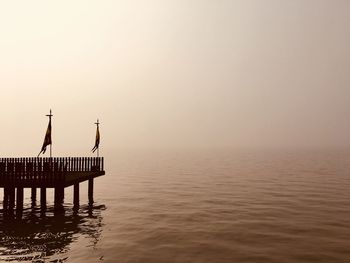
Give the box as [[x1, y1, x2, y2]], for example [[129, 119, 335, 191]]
[[0, 157, 105, 211]]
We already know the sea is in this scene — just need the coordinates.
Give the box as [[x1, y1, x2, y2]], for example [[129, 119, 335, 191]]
[[0, 148, 349, 262]]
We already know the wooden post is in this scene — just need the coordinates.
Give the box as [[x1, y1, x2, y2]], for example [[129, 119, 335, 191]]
[[88, 178, 94, 205], [16, 187, 24, 211], [54, 186, 64, 209], [74, 183, 79, 207], [9, 187, 15, 210], [84, 157, 87, 171], [31, 187, 37, 203], [54, 187, 58, 206], [3, 188, 9, 210], [40, 187, 46, 208]]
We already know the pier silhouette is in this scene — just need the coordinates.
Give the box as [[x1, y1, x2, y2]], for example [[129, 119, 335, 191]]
[[0, 110, 105, 213], [0, 157, 105, 211]]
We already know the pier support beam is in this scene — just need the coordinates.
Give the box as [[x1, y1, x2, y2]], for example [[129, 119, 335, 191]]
[[54, 186, 64, 209], [3, 188, 9, 210], [88, 179, 94, 205], [40, 187, 46, 208], [16, 187, 24, 211], [31, 188, 37, 203], [9, 187, 15, 210], [74, 183, 79, 207]]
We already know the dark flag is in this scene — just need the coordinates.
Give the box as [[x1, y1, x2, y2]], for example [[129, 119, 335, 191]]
[[38, 118, 52, 157], [92, 123, 100, 153]]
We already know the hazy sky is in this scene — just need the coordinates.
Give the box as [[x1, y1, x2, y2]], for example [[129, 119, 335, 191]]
[[1, 0, 350, 156]]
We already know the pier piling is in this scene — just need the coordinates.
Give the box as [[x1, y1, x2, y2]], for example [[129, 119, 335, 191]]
[[9, 187, 15, 210], [54, 186, 64, 208], [74, 183, 79, 207], [16, 187, 24, 211], [3, 188, 9, 210], [31, 188, 37, 203], [88, 179, 94, 205], [40, 187, 46, 208]]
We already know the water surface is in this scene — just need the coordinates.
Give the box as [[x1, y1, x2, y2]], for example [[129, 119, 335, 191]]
[[0, 149, 350, 262]]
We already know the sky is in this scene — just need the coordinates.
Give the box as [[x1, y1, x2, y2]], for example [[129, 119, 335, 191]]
[[0, 0, 350, 156]]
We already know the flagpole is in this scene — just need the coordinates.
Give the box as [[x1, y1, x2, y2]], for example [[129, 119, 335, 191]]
[[94, 119, 100, 158], [46, 109, 53, 158]]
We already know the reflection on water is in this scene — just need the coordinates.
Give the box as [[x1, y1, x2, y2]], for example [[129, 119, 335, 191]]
[[0, 204, 105, 262]]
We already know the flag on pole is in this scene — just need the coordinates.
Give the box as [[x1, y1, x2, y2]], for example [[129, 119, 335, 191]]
[[38, 118, 52, 156], [92, 121, 100, 153]]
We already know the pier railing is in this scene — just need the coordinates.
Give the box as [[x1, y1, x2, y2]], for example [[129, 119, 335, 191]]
[[0, 157, 104, 186]]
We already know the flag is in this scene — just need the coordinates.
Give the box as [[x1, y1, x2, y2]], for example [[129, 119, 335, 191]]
[[92, 125, 100, 153], [38, 119, 52, 157]]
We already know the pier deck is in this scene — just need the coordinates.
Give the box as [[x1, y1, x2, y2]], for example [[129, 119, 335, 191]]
[[0, 157, 105, 210]]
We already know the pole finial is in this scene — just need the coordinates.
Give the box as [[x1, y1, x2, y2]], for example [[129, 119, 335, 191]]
[[46, 109, 53, 118]]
